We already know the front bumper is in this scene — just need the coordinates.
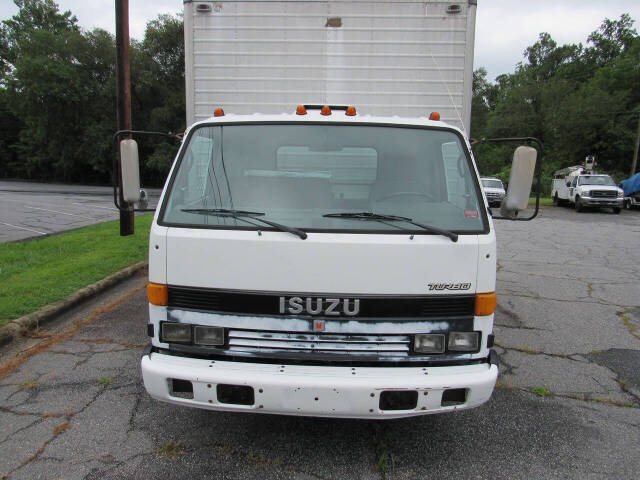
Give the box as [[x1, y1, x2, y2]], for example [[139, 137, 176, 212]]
[[581, 197, 623, 207], [141, 350, 499, 419], [485, 195, 504, 205]]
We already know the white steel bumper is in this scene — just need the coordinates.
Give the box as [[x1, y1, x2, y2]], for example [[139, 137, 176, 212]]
[[141, 351, 498, 419]]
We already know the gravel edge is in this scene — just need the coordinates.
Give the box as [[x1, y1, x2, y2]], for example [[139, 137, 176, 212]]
[[0, 260, 148, 348]]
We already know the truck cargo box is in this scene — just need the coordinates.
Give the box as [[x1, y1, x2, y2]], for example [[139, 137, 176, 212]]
[[184, 0, 477, 133]]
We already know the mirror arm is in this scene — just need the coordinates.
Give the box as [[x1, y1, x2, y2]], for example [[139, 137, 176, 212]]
[[471, 137, 543, 221], [112, 130, 183, 212]]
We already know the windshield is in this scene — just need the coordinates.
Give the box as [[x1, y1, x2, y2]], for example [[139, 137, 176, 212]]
[[578, 175, 616, 186], [482, 179, 504, 189], [160, 124, 486, 233]]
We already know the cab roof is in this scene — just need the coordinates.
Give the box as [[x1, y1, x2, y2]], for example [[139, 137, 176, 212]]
[[189, 108, 465, 136]]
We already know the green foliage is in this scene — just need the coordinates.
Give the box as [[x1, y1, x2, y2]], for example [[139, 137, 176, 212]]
[[0, 215, 152, 327], [531, 386, 551, 397], [0, 88, 22, 172], [0, 0, 184, 184], [156, 440, 185, 458], [473, 14, 640, 193]]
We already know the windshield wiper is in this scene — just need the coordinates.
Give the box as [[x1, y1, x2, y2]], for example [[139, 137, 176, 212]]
[[182, 208, 307, 240], [323, 212, 458, 242]]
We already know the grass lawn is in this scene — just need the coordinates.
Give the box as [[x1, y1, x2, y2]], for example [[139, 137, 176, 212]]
[[529, 196, 554, 206], [0, 215, 152, 328]]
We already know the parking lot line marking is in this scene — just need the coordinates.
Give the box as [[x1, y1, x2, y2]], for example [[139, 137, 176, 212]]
[[0, 221, 47, 235], [72, 202, 119, 212], [23, 205, 96, 220]]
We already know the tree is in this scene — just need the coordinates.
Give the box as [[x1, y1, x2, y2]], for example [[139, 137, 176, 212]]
[[472, 14, 640, 192], [585, 13, 637, 66], [0, 2, 185, 184], [0, 0, 78, 82], [133, 14, 185, 179], [0, 88, 22, 177], [1, 0, 88, 179], [471, 68, 495, 138]]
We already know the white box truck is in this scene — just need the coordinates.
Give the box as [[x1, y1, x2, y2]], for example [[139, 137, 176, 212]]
[[184, 0, 476, 134], [126, 0, 538, 419]]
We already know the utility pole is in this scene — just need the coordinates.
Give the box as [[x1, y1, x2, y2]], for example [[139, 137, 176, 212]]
[[631, 112, 640, 178], [115, 0, 134, 236]]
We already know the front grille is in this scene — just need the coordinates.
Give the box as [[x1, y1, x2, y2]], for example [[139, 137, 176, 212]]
[[168, 287, 475, 319], [590, 190, 616, 198], [228, 330, 410, 356]]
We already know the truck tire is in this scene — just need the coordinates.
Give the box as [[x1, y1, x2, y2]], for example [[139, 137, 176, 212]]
[[575, 196, 583, 212], [553, 192, 559, 205]]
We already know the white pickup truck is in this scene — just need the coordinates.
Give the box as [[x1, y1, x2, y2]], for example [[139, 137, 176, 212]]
[[552, 168, 624, 213], [481, 177, 506, 207]]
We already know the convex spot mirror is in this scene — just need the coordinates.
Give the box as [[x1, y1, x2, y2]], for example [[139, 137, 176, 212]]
[[500, 146, 537, 219], [120, 139, 141, 203], [137, 189, 148, 209]]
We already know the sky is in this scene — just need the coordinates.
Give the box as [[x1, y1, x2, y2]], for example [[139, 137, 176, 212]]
[[1, 0, 639, 82]]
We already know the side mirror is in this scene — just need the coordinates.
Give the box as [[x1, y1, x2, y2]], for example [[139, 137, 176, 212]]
[[500, 146, 537, 219], [120, 139, 141, 203], [566, 181, 571, 187]]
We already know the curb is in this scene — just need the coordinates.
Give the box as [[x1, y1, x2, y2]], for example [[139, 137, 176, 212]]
[[0, 260, 148, 348]]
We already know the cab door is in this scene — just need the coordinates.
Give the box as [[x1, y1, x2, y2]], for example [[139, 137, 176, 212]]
[[569, 177, 577, 202]]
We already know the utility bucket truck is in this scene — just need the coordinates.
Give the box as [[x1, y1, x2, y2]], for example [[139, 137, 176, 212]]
[[115, 1, 541, 419], [551, 159, 624, 213]]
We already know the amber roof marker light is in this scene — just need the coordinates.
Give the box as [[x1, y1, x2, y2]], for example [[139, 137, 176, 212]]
[[213, 107, 225, 117], [320, 105, 332, 116], [296, 105, 307, 115], [429, 111, 440, 121], [345, 105, 357, 116]]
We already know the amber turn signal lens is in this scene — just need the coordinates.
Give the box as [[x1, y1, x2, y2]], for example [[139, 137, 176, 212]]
[[320, 105, 331, 116], [345, 105, 357, 116], [296, 105, 307, 115], [475, 292, 497, 316], [148, 283, 168, 306], [429, 111, 440, 121], [213, 107, 225, 117]]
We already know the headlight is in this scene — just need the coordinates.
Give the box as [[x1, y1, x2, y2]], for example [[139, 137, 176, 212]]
[[448, 332, 479, 352], [414, 334, 445, 353], [194, 326, 225, 346], [160, 322, 192, 343], [618, 191, 624, 198], [582, 190, 590, 197]]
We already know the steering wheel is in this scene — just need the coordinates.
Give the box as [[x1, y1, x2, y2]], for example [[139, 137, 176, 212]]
[[374, 191, 437, 202]]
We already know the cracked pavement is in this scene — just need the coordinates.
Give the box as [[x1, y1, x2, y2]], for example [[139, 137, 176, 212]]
[[1, 206, 639, 479]]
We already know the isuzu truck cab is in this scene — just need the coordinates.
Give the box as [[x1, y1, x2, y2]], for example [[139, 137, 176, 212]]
[[134, 105, 537, 418]]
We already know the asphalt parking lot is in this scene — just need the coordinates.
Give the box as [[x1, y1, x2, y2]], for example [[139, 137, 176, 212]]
[[1, 206, 639, 479], [0, 181, 160, 242]]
